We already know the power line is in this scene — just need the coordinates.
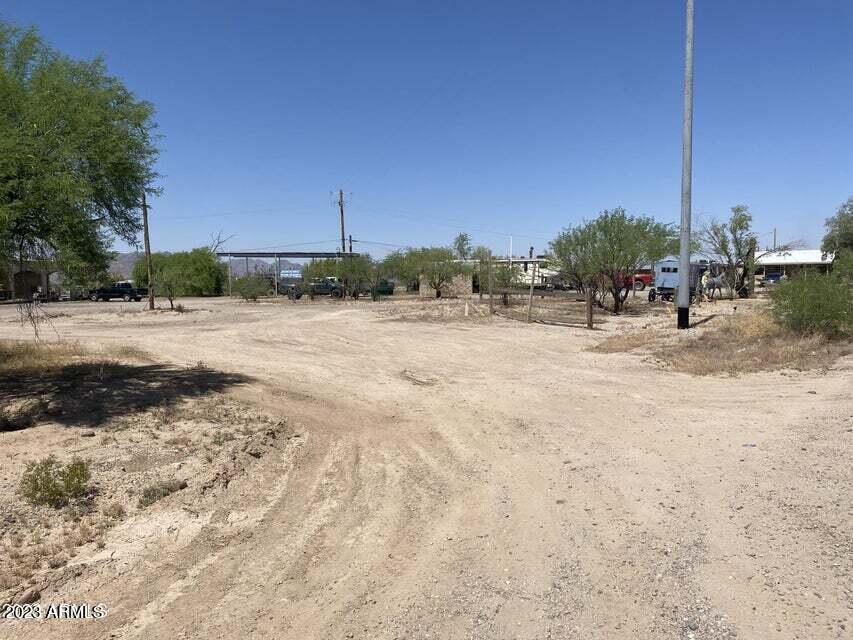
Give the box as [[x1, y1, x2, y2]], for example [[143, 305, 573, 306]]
[[352, 239, 409, 249], [157, 207, 293, 221], [356, 208, 553, 242], [234, 239, 341, 252]]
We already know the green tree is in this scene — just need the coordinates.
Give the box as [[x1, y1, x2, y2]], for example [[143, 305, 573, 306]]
[[822, 197, 853, 255], [155, 259, 185, 310], [452, 233, 472, 260], [699, 205, 774, 299], [133, 249, 225, 297], [493, 263, 522, 288], [233, 275, 267, 302], [408, 247, 464, 298], [382, 250, 420, 291], [550, 208, 674, 313], [301, 258, 340, 283], [548, 221, 598, 293], [0, 21, 159, 288]]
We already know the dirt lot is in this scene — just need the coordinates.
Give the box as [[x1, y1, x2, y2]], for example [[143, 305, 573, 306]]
[[1, 296, 851, 639]]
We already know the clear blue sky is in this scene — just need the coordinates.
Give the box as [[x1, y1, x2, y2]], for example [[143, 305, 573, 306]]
[[5, 1, 852, 257]]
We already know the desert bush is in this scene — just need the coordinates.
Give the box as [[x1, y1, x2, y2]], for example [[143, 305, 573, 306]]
[[655, 312, 850, 376], [770, 268, 852, 337], [20, 456, 91, 507], [233, 275, 268, 301], [138, 479, 187, 508], [211, 430, 235, 445], [101, 501, 126, 519]]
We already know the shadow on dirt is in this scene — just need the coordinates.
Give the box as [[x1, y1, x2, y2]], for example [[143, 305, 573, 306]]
[[0, 362, 251, 431]]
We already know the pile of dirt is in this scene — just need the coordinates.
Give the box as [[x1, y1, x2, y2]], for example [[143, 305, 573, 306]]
[[0, 365, 298, 605]]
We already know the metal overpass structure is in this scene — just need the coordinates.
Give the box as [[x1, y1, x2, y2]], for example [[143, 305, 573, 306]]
[[215, 251, 361, 297]]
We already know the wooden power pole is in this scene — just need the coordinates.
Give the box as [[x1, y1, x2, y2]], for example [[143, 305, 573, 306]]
[[141, 190, 154, 311], [338, 189, 346, 254], [526, 263, 537, 323]]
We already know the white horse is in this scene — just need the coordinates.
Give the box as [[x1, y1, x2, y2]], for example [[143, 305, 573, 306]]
[[705, 275, 725, 301]]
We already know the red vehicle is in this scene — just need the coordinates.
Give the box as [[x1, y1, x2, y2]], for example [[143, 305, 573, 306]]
[[627, 273, 653, 291]]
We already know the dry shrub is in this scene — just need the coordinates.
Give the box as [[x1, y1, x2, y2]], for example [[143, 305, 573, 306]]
[[656, 312, 851, 376], [165, 434, 192, 447], [589, 332, 656, 353], [138, 479, 187, 508], [0, 340, 83, 372], [101, 501, 126, 519], [104, 344, 149, 360]]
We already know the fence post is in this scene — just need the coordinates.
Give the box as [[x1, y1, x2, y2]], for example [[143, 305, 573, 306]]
[[526, 263, 537, 323], [585, 286, 593, 330], [488, 257, 494, 315]]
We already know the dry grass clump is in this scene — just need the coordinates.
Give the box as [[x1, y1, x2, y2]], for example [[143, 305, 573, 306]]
[[0, 340, 84, 372], [589, 331, 656, 354], [656, 312, 851, 376], [103, 344, 149, 360], [0, 340, 148, 375]]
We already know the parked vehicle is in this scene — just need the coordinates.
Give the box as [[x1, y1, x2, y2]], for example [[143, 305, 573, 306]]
[[89, 282, 147, 302], [376, 279, 395, 296], [628, 273, 654, 291], [761, 272, 783, 286], [648, 260, 704, 303], [279, 282, 303, 299], [309, 277, 344, 298]]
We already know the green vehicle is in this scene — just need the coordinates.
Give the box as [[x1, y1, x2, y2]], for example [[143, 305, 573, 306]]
[[351, 278, 395, 299], [376, 279, 395, 296]]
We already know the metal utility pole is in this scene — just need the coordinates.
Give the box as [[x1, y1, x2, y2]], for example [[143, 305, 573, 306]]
[[338, 189, 346, 254], [677, 0, 695, 330], [348, 234, 353, 253], [141, 190, 154, 311], [773, 228, 777, 251]]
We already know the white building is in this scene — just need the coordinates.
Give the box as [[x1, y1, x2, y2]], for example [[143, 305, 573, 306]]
[[756, 249, 834, 276]]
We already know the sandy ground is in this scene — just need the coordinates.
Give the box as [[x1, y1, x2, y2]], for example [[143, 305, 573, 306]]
[[0, 296, 851, 640]]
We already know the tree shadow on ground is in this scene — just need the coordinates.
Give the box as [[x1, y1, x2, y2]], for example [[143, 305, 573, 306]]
[[0, 361, 251, 431]]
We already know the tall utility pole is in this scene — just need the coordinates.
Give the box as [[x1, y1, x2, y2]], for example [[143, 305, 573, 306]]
[[338, 189, 346, 254], [141, 190, 154, 311], [677, 0, 695, 330]]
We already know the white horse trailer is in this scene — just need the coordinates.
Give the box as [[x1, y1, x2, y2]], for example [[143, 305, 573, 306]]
[[648, 259, 706, 302]]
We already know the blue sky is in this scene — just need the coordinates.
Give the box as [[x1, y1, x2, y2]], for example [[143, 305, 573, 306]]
[[4, 1, 852, 257]]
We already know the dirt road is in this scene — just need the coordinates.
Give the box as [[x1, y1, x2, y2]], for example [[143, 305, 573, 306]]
[[2, 298, 850, 639]]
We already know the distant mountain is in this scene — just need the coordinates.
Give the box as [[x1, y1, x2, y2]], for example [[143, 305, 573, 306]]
[[109, 252, 302, 279], [225, 257, 302, 276], [109, 252, 143, 279]]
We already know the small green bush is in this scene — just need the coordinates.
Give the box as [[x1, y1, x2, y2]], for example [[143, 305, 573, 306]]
[[138, 479, 187, 508], [233, 276, 268, 302], [770, 268, 852, 337], [20, 456, 91, 507]]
